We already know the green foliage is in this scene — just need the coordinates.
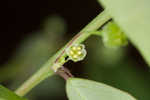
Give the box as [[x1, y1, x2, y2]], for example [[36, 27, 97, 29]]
[[2, 0, 150, 99], [66, 78, 136, 100], [99, 0, 150, 65], [0, 85, 27, 100], [101, 22, 128, 48]]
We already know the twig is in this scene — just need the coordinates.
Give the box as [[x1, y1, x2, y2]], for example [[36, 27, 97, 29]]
[[15, 10, 111, 96]]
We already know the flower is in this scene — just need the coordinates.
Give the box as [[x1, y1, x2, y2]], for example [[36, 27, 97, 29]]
[[65, 44, 87, 62]]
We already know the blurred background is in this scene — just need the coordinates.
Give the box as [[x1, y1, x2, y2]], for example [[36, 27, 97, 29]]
[[0, 0, 150, 100]]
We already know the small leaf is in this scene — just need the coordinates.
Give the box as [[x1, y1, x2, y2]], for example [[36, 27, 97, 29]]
[[0, 85, 27, 100], [66, 78, 136, 100], [101, 22, 128, 48]]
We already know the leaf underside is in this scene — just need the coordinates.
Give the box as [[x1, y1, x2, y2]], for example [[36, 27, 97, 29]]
[[66, 78, 136, 100], [99, 0, 150, 66]]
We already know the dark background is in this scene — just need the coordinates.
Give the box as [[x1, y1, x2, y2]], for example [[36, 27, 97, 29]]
[[0, 0, 101, 64], [0, 0, 150, 100]]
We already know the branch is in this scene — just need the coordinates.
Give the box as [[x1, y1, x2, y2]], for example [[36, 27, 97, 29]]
[[15, 10, 111, 96]]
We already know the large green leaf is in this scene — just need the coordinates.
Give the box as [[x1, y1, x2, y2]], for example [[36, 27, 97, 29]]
[[98, 0, 150, 66], [66, 78, 136, 100], [0, 85, 27, 100]]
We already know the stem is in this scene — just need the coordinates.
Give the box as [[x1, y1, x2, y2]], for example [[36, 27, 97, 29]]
[[56, 66, 74, 80], [88, 30, 103, 36], [15, 10, 111, 96]]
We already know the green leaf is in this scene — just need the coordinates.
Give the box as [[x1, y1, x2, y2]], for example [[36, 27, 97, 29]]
[[98, 0, 150, 66], [66, 78, 136, 100], [0, 85, 27, 100]]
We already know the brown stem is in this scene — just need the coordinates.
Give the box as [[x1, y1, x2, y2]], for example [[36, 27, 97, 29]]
[[56, 66, 73, 80]]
